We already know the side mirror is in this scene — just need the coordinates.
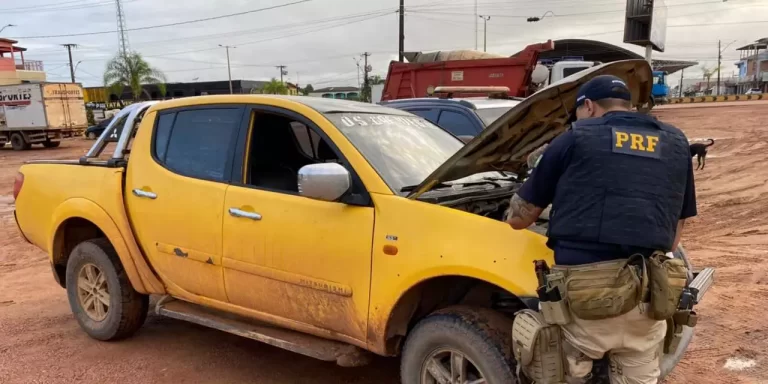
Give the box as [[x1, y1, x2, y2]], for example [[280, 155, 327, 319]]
[[298, 163, 351, 202]]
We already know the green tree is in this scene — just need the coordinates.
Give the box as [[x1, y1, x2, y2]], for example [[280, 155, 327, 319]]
[[103, 52, 167, 101], [369, 75, 385, 85], [700, 65, 721, 95], [261, 78, 288, 95], [302, 84, 314, 96]]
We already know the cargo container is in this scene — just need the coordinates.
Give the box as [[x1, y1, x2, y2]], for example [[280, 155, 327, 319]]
[[381, 40, 599, 102], [0, 82, 87, 150]]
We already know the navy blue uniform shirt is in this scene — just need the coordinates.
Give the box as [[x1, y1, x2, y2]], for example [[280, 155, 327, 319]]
[[517, 111, 698, 265]]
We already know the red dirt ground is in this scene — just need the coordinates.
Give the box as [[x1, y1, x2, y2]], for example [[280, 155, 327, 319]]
[[1, 101, 766, 383]]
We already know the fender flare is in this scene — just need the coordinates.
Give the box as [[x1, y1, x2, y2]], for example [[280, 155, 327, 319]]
[[369, 266, 533, 355], [48, 198, 165, 295]]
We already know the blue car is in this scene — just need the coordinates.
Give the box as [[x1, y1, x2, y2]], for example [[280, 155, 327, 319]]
[[381, 97, 521, 142], [84, 116, 114, 140]]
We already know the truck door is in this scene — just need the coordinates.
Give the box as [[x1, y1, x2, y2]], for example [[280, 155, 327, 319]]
[[125, 105, 246, 302], [221, 106, 374, 341]]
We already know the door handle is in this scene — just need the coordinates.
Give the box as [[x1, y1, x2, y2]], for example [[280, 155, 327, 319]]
[[229, 208, 262, 221], [132, 189, 157, 199]]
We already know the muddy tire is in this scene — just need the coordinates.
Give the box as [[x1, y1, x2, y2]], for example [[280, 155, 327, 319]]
[[65, 238, 149, 341], [401, 306, 515, 384], [43, 140, 60, 148], [10, 133, 30, 151]]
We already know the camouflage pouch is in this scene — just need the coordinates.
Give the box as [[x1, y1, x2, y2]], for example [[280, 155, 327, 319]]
[[648, 253, 689, 320], [561, 258, 642, 320], [512, 309, 565, 384]]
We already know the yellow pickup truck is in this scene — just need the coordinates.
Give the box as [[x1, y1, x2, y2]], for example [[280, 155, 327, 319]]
[[14, 60, 713, 383]]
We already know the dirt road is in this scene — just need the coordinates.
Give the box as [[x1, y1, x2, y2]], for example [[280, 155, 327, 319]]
[[1, 103, 766, 383]]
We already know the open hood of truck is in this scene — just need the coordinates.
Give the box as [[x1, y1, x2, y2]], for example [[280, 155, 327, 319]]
[[406, 59, 653, 199]]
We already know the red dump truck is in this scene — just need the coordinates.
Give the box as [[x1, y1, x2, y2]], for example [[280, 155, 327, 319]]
[[381, 40, 599, 101]]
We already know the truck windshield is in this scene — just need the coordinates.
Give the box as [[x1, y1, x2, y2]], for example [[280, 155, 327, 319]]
[[475, 107, 513, 126], [324, 112, 466, 192]]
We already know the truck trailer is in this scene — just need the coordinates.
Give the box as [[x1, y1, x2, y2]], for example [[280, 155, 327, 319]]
[[0, 83, 87, 150], [381, 41, 600, 102]]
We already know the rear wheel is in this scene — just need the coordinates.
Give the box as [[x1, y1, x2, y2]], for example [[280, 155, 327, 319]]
[[10, 133, 30, 151], [401, 306, 515, 384], [43, 140, 60, 148], [65, 238, 149, 341]]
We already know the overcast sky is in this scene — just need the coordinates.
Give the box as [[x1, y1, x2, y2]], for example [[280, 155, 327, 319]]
[[4, 0, 767, 89]]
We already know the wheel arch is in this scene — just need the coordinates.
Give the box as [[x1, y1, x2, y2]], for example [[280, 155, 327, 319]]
[[48, 198, 163, 295], [371, 273, 531, 356]]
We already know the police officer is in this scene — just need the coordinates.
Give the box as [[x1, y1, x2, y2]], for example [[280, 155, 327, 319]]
[[506, 75, 697, 384]]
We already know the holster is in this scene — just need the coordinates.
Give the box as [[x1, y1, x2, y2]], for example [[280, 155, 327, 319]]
[[664, 310, 698, 354]]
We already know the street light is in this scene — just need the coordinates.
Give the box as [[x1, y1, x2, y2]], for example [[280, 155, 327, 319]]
[[478, 15, 491, 52], [218, 44, 236, 94], [0, 24, 16, 34], [527, 11, 555, 23]]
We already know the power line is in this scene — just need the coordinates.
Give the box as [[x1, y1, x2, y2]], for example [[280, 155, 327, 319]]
[[409, 0, 741, 18], [9, 0, 311, 39]]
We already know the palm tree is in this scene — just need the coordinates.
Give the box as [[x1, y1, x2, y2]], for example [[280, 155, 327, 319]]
[[260, 78, 288, 95], [103, 53, 167, 101], [700, 65, 720, 95]]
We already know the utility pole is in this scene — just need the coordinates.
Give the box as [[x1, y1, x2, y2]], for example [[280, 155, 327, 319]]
[[678, 68, 684, 98], [219, 44, 235, 94], [353, 57, 362, 89], [479, 15, 490, 52], [717, 40, 722, 96], [115, 0, 130, 57], [62, 44, 77, 83], [398, 0, 405, 62], [474, 0, 478, 50], [276, 65, 287, 83], [363, 52, 371, 102]]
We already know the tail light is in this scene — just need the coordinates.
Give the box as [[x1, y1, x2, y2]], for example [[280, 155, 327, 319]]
[[13, 172, 24, 201]]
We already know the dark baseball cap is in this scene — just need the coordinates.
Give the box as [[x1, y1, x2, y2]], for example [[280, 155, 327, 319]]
[[574, 75, 631, 108]]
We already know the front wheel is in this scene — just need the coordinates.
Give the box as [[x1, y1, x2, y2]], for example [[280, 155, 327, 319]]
[[401, 306, 515, 384], [65, 238, 149, 341]]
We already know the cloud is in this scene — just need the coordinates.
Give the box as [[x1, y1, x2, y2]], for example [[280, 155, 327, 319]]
[[7, 0, 765, 87]]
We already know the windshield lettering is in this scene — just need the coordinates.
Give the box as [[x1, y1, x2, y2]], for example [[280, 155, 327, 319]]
[[338, 114, 428, 129]]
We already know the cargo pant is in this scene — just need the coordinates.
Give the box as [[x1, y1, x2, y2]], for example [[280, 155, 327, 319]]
[[560, 303, 667, 384]]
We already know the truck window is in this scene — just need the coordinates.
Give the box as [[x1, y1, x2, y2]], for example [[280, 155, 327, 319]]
[[437, 110, 477, 136], [563, 66, 590, 78], [153, 113, 176, 161], [404, 108, 439, 124], [245, 112, 339, 193], [155, 108, 241, 182]]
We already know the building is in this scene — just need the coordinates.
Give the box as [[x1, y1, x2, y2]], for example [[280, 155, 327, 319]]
[[734, 39, 767, 94], [84, 79, 272, 108], [669, 76, 740, 97], [309, 86, 360, 99], [0, 38, 46, 85]]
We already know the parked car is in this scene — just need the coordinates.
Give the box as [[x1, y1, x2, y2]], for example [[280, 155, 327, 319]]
[[382, 96, 521, 142], [14, 60, 713, 383], [84, 116, 114, 139], [745, 88, 763, 95]]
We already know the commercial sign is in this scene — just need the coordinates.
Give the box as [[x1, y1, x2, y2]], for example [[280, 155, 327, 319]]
[[623, 0, 668, 52], [0, 86, 34, 107]]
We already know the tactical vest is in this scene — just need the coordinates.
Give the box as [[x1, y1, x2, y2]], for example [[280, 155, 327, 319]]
[[547, 112, 690, 251]]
